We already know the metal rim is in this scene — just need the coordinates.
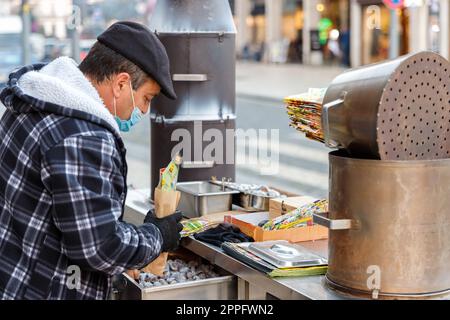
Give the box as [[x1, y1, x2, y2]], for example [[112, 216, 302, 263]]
[[377, 52, 450, 160], [325, 275, 450, 299], [177, 182, 240, 196], [329, 150, 450, 167]]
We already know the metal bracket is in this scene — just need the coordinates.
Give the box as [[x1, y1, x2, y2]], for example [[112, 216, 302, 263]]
[[172, 74, 208, 82], [312, 212, 359, 230], [281, 200, 287, 214], [322, 91, 347, 149], [218, 32, 225, 43], [181, 160, 216, 169], [154, 115, 165, 124], [372, 288, 380, 300]]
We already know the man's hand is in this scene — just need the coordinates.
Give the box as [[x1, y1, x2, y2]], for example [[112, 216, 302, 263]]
[[126, 269, 140, 280], [144, 209, 183, 252]]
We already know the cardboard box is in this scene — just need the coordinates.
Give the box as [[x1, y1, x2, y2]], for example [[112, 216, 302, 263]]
[[269, 196, 317, 219], [224, 212, 328, 243]]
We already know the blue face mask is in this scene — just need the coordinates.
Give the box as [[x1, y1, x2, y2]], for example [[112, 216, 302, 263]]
[[114, 82, 147, 132]]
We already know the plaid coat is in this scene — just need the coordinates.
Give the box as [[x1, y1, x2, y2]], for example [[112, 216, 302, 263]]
[[0, 57, 163, 300]]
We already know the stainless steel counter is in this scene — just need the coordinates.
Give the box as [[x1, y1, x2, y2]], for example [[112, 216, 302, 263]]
[[123, 188, 347, 300]]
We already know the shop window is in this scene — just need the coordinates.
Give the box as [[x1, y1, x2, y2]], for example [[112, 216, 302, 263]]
[[362, 5, 409, 65]]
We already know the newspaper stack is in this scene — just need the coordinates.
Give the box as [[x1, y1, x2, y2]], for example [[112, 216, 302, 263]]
[[284, 88, 327, 143]]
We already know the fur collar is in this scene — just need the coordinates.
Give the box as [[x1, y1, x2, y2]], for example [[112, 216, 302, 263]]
[[17, 56, 119, 133]]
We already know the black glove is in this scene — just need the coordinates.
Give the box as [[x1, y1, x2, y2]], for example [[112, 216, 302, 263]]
[[144, 209, 183, 252]]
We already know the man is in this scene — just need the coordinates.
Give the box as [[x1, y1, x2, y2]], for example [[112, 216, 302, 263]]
[[0, 21, 182, 300]]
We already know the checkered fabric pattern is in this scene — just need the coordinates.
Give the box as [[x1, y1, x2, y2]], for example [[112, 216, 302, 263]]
[[0, 63, 162, 300]]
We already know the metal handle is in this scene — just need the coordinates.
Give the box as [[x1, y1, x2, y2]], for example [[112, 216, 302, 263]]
[[181, 160, 215, 169], [322, 91, 346, 148], [172, 74, 208, 82], [281, 200, 287, 214], [313, 212, 358, 230]]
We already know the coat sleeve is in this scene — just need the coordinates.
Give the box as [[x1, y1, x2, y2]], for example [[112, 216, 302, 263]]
[[40, 134, 163, 275]]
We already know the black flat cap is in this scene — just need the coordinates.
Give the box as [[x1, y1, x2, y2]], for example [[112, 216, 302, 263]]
[[97, 21, 176, 100]]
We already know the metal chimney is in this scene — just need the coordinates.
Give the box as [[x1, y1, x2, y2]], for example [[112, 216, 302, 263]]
[[148, 0, 237, 196]]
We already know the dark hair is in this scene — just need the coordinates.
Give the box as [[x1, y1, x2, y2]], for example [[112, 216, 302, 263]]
[[79, 41, 149, 89]]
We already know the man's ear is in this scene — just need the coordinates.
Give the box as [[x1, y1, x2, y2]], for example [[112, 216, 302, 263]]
[[112, 73, 131, 97]]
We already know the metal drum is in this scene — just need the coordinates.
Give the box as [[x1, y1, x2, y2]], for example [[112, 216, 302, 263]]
[[313, 151, 450, 299], [322, 51, 450, 160]]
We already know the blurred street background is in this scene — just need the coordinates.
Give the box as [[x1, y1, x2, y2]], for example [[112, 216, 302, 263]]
[[0, 0, 448, 198]]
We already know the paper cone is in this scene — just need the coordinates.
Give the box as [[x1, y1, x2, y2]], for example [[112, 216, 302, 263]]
[[141, 252, 168, 275], [141, 188, 181, 276], [125, 269, 140, 280], [154, 189, 181, 218]]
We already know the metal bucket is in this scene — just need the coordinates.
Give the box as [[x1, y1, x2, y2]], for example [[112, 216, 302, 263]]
[[313, 151, 450, 299], [322, 51, 450, 160]]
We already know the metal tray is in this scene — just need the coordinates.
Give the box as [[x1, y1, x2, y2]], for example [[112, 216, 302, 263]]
[[209, 180, 284, 212], [115, 271, 237, 300], [234, 192, 273, 211], [177, 181, 240, 218], [247, 240, 327, 269]]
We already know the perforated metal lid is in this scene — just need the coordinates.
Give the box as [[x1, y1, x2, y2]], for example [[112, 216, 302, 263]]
[[377, 52, 450, 160]]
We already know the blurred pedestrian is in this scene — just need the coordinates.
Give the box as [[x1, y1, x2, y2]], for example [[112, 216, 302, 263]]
[[339, 28, 350, 67]]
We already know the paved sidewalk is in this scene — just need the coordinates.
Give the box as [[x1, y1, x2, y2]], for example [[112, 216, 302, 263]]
[[236, 61, 347, 101]]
